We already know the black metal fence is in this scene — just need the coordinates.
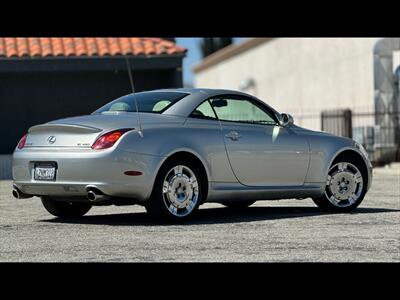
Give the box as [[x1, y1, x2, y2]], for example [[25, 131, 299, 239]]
[[299, 110, 400, 165], [321, 109, 353, 138]]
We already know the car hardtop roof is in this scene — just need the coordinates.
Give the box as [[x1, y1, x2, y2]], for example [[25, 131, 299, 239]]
[[120, 88, 281, 118], [136, 88, 255, 98]]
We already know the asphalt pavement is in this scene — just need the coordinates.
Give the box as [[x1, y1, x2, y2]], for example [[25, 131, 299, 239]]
[[0, 164, 399, 262]]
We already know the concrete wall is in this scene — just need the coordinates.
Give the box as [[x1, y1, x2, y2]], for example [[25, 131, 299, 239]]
[[195, 38, 380, 130]]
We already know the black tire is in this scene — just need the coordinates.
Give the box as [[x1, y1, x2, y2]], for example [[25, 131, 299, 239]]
[[312, 157, 368, 212], [222, 200, 256, 209], [145, 158, 205, 222], [41, 196, 92, 218]]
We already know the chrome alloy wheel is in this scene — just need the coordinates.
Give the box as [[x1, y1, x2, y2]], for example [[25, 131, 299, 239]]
[[162, 165, 199, 217], [325, 162, 364, 208]]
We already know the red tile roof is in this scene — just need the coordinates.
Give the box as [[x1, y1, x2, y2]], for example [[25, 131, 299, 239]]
[[0, 37, 186, 58]]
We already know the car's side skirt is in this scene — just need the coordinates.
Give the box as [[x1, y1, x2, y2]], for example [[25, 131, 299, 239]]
[[206, 182, 325, 202]]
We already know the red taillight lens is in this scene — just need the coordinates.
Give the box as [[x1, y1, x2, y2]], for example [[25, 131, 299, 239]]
[[17, 134, 27, 149], [92, 129, 131, 150]]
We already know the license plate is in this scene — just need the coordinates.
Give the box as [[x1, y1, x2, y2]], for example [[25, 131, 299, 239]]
[[34, 165, 56, 181]]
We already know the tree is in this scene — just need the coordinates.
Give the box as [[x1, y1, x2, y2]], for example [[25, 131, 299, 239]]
[[200, 38, 233, 58]]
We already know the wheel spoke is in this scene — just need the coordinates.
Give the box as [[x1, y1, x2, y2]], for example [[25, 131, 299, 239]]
[[186, 201, 194, 212], [190, 179, 198, 189], [163, 181, 169, 194], [329, 195, 337, 203], [174, 165, 183, 175], [348, 194, 357, 203], [168, 204, 178, 215], [192, 194, 198, 202], [326, 175, 332, 186], [354, 172, 362, 183]]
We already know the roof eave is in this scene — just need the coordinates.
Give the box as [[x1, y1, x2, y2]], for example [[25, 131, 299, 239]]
[[0, 53, 185, 73]]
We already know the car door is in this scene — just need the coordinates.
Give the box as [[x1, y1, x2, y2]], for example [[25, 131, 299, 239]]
[[210, 95, 310, 187], [184, 99, 238, 183]]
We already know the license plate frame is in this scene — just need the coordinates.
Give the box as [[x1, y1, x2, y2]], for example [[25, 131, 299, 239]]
[[33, 162, 57, 181]]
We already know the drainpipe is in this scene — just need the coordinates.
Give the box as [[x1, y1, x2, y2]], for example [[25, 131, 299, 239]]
[[373, 38, 400, 162], [395, 66, 400, 115], [395, 66, 400, 159]]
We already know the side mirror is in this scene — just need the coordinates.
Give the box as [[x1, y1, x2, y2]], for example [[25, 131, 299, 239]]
[[279, 113, 294, 127]]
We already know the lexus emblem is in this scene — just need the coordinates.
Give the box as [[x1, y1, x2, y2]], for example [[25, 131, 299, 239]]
[[47, 136, 56, 144]]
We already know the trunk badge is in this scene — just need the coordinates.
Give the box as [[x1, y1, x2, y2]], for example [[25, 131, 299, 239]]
[[47, 136, 56, 144]]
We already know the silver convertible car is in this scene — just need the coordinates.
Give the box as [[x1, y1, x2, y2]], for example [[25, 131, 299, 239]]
[[12, 88, 372, 221]]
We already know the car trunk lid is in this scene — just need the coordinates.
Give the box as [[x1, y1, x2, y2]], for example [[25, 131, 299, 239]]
[[26, 123, 103, 148], [24, 113, 185, 149]]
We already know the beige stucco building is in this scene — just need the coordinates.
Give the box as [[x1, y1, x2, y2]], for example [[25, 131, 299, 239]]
[[194, 38, 399, 131]]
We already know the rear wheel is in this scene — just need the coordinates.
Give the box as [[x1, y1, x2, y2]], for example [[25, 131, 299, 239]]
[[41, 196, 92, 218], [313, 158, 367, 212], [145, 159, 204, 222], [222, 200, 255, 209]]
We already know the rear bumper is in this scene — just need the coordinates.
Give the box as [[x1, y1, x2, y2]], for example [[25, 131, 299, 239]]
[[12, 147, 164, 201]]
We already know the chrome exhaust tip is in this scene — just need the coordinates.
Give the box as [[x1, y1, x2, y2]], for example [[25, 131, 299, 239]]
[[12, 188, 19, 199], [87, 189, 110, 202], [12, 186, 32, 199], [87, 190, 96, 201]]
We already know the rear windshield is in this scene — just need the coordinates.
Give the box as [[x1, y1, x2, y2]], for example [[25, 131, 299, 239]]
[[93, 92, 188, 114]]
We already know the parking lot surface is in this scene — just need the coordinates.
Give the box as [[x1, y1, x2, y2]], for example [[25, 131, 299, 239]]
[[0, 165, 399, 262]]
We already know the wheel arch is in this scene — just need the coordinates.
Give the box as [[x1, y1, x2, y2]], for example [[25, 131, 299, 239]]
[[154, 150, 210, 202], [328, 148, 370, 188]]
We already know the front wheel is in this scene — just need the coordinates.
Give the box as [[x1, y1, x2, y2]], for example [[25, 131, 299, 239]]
[[41, 196, 92, 218], [145, 159, 204, 222], [313, 159, 367, 212]]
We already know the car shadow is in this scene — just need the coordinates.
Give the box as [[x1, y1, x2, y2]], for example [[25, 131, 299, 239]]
[[38, 206, 400, 226]]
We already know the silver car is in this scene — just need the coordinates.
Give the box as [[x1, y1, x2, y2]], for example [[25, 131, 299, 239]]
[[12, 88, 372, 221]]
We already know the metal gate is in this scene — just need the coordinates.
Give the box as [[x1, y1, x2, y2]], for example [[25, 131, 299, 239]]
[[321, 109, 353, 138]]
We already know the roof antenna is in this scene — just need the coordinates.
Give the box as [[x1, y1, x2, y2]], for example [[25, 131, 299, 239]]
[[124, 55, 143, 136]]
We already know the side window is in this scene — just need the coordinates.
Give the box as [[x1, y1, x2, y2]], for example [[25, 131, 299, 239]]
[[210, 97, 276, 125], [152, 100, 171, 112], [190, 100, 217, 120]]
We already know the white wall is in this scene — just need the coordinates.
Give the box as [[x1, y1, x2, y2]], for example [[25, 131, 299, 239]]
[[195, 38, 380, 130]]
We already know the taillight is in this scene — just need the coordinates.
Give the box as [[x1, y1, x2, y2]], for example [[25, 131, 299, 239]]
[[92, 129, 131, 150], [17, 134, 27, 149]]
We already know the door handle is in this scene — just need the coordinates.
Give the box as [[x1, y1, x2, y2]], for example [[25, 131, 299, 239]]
[[225, 131, 241, 141]]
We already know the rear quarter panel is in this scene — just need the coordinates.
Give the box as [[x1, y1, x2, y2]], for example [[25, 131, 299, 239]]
[[116, 118, 236, 183]]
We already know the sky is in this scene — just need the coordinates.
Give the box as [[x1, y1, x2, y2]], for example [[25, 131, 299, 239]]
[[176, 38, 244, 87]]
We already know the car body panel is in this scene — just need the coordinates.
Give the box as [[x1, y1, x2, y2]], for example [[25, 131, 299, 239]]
[[26, 123, 102, 148], [12, 88, 373, 204], [13, 147, 161, 201], [207, 182, 323, 202], [219, 121, 310, 187]]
